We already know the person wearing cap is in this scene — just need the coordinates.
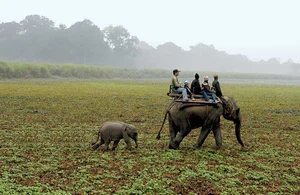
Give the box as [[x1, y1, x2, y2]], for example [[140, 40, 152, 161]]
[[191, 73, 210, 102], [212, 74, 223, 98], [184, 80, 195, 100], [171, 69, 188, 101], [202, 76, 218, 103]]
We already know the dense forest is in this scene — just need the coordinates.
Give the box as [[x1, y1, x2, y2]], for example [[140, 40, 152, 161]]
[[1, 15, 299, 74]]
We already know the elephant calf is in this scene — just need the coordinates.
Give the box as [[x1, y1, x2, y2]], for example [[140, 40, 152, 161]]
[[92, 121, 138, 151]]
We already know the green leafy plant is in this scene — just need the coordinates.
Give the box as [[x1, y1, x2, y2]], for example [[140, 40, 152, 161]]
[[0, 79, 299, 194]]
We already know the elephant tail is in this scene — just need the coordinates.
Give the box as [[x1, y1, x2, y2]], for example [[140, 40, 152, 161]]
[[157, 100, 177, 140], [156, 109, 170, 140], [91, 125, 102, 149]]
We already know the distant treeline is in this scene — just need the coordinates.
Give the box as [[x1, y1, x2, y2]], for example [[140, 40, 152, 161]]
[[1, 61, 300, 80], [1, 15, 300, 74]]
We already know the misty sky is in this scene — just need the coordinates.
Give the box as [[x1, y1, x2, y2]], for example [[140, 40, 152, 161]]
[[1, 0, 299, 63]]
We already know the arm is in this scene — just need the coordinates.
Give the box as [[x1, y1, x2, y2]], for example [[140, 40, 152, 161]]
[[172, 76, 181, 88], [185, 86, 192, 95], [203, 83, 212, 92]]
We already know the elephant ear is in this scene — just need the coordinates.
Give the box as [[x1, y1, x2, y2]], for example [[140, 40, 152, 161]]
[[123, 124, 131, 133], [124, 125, 137, 135], [223, 97, 233, 116], [223, 97, 239, 120], [223, 96, 230, 102]]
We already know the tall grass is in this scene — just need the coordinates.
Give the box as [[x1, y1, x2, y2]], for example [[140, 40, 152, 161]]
[[0, 61, 171, 79], [0, 61, 299, 80]]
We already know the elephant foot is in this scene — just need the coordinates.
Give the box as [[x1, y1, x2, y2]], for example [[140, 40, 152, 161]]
[[216, 145, 223, 150], [102, 147, 110, 152], [168, 145, 178, 150], [91, 144, 100, 150], [126, 147, 133, 150], [169, 141, 179, 150]]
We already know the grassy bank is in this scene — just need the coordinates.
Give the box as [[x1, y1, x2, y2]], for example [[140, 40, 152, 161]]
[[1, 61, 300, 80], [0, 80, 299, 194]]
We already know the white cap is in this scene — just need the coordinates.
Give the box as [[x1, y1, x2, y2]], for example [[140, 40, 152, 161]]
[[204, 76, 209, 81]]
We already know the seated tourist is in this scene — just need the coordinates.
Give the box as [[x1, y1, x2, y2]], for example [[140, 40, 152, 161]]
[[191, 73, 210, 102], [184, 80, 195, 100], [171, 69, 188, 101], [202, 76, 218, 103]]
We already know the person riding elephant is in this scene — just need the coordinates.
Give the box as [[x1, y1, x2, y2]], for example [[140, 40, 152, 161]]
[[212, 74, 223, 98], [184, 80, 195, 100], [171, 69, 189, 101], [202, 76, 218, 103], [157, 96, 244, 150], [212, 74, 230, 113], [191, 73, 210, 102]]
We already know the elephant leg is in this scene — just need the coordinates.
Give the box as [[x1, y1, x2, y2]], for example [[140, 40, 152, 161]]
[[195, 106, 223, 148], [169, 124, 191, 150], [103, 140, 111, 151], [92, 137, 104, 150], [195, 126, 211, 148], [212, 117, 222, 149], [123, 134, 132, 150], [170, 132, 185, 149], [111, 140, 120, 150], [169, 118, 179, 141]]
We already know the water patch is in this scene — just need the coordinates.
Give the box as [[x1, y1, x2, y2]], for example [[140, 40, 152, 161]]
[[270, 110, 300, 116]]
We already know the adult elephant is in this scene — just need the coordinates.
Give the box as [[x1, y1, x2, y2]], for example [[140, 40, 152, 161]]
[[156, 97, 244, 149]]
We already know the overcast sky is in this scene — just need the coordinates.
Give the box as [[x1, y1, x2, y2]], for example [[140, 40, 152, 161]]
[[1, 0, 299, 63]]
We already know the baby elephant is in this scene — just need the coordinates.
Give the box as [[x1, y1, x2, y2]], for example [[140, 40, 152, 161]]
[[92, 121, 138, 151]]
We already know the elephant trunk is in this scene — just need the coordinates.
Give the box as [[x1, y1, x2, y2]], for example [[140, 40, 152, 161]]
[[235, 118, 244, 147], [225, 98, 244, 147], [134, 137, 138, 148]]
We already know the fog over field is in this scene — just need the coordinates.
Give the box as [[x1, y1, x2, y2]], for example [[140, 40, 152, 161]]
[[1, 0, 300, 75]]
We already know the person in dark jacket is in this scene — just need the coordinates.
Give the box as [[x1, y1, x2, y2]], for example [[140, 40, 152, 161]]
[[202, 76, 218, 103], [212, 74, 229, 111], [212, 74, 223, 97], [191, 73, 210, 101]]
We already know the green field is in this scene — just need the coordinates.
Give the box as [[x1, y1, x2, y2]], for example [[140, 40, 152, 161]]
[[0, 80, 299, 194]]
